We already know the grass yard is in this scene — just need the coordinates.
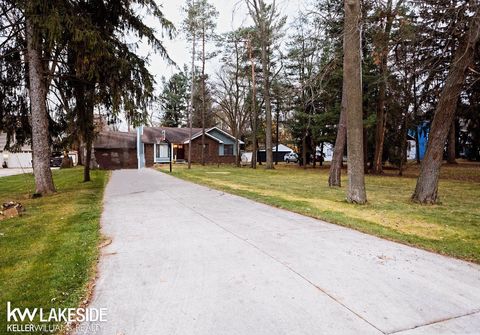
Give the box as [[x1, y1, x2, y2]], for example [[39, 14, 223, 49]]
[[0, 168, 108, 334], [161, 161, 480, 263]]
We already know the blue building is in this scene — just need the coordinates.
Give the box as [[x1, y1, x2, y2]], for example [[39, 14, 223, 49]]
[[408, 123, 429, 161]]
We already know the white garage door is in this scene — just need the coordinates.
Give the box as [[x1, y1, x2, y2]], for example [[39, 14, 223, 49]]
[[4, 152, 33, 168]]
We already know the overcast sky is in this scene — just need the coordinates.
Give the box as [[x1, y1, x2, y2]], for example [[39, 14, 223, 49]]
[[144, 0, 306, 84]]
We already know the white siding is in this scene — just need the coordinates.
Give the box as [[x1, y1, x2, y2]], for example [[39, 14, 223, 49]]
[[2, 152, 33, 168]]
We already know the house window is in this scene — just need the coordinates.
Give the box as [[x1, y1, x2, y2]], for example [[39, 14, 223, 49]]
[[224, 144, 233, 156], [155, 143, 169, 161]]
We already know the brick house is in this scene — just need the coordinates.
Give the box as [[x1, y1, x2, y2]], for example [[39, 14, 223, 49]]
[[93, 126, 242, 169], [93, 131, 138, 169]]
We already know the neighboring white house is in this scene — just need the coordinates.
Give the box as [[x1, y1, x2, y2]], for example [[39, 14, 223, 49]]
[[247, 144, 295, 163], [0, 133, 33, 169], [1, 132, 80, 169], [242, 140, 417, 165], [316, 143, 334, 162], [271, 144, 294, 153]]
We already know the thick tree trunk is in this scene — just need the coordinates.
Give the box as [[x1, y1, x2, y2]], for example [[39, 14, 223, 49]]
[[344, 0, 367, 204], [412, 10, 480, 203], [447, 120, 457, 164], [328, 87, 347, 187], [26, 17, 56, 195]]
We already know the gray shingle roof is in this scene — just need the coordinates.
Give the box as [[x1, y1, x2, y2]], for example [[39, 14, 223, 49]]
[[95, 127, 237, 148], [142, 127, 203, 144], [94, 131, 137, 149]]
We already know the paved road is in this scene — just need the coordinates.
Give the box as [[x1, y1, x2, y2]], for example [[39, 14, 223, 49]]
[[78, 168, 480, 335], [0, 168, 33, 177]]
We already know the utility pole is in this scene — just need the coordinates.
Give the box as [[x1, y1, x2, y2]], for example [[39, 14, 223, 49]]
[[188, 0, 196, 169], [248, 36, 257, 169]]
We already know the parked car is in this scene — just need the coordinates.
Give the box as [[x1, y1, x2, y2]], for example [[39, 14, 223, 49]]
[[284, 152, 298, 163], [50, 152, 63, 167]]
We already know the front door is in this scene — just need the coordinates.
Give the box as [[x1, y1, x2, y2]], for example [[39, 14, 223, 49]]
[[176, 145, 185, 160]]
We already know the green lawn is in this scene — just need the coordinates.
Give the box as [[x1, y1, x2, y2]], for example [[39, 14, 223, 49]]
[[162, 162, 480, 263], [0, 168, 108, 334]]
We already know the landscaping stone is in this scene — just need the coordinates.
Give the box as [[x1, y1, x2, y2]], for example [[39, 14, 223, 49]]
[[0, 201, 24, 220]]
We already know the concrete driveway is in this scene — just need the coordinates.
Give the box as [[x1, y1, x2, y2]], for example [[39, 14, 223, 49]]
[[78, 168, 480, 335]]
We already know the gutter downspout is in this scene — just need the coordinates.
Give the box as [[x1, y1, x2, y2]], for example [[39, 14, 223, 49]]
[[137, 126, 144, 169]]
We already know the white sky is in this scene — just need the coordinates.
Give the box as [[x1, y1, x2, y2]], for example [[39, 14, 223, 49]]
[[144, 0, 306, 84]]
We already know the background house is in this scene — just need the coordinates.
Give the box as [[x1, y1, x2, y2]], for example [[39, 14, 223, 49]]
[[138, 126, 242, 167], [257, 144, 294, 163], [316, 143, 334, 162], [0, 133, 33, 169], [93, 126, 242, 169]]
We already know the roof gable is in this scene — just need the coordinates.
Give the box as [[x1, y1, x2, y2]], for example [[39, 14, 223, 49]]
[[187, 127, 244, 144], [182, 130, 224, 144], [207, 128, 244, 144]]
